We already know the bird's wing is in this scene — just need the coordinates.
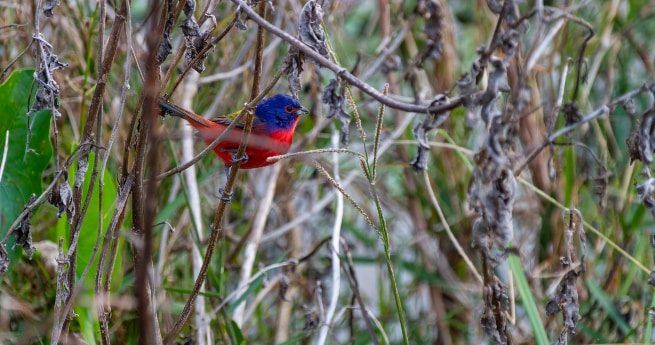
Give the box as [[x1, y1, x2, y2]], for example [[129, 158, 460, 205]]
[[210, 109, 246, 128]]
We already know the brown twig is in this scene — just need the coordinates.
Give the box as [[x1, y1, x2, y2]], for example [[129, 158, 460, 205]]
[[230, 0, 463, 114], [339, 238, 380, 345], [514, 83, 652, 176], [165, 14, 239, 98], [132, 2, 167, 344], [162, 3, 274, 341]]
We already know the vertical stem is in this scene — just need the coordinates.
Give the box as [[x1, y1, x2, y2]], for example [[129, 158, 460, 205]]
[[134, 2, 166, 344], [316, 130, 344, 345]]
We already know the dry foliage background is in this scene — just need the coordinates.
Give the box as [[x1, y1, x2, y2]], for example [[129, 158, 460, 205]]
[[1, 0, 655, 344]]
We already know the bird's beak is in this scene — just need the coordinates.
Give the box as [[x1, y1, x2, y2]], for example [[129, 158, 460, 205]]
[[296, 106, 309, 116]]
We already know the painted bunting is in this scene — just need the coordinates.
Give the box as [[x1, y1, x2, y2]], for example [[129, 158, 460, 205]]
[[159, 94, 308, 169]]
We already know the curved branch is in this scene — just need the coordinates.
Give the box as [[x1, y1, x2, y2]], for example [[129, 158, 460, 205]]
[[230, 0, 463, 114]]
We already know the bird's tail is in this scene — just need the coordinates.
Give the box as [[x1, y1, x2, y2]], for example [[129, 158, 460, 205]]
[[159, 99, 215, 128]]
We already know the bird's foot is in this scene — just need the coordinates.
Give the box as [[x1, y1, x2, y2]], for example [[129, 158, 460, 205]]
[[230, 151, 249, 165], [218, 187, 233, 203]]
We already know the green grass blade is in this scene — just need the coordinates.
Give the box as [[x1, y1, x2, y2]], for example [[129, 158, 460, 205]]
[[508, 254, 549, 345]]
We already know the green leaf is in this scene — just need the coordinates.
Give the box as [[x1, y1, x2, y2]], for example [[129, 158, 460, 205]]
[[508, 254, 549, 345], [0, 69, 53, 265], [229, 320, 246, 345]]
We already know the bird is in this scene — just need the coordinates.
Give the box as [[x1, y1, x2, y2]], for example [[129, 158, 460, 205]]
[[159, 94, 308, 169]]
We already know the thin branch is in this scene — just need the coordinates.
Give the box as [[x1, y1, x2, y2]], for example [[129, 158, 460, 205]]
[[230, 0, 463, 114], [515, 83, 652, 176], [1, 143, 90, 244], [423, 171, 483, 283]]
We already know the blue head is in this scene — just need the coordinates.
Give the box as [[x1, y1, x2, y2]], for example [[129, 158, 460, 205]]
[[254, 94, 308, 132]]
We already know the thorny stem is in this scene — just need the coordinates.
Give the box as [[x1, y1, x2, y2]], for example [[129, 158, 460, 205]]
[[230, 0, 463, 115]]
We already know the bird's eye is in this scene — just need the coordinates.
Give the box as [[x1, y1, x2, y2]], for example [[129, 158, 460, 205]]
[[284, 105, 294, 113]]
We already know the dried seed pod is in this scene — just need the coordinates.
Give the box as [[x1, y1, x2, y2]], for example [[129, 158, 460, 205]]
[[562, 102, 582, 126]]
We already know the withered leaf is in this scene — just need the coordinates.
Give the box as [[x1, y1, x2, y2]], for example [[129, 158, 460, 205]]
[[562, 102, 582, 126], [48, 179, 74, 219], [157, 0, 175, 64], [0, 244, 8, 274], [627, 107, 655, 164], [284, 47, 304, 99], [547, 266, 582, 345], [411, 95, 450, 171], [637, 178, 655, 219], [43, 0, 60, 17], [476, 57, 508, 126], [469, 148, 516, 265], [322, 78, 351, 145], [481, 278, 510, 345], [13, 200, 36, 259], [30, 35, 68, 117], [415, 0, 444, 65], [181, 0, 211, 72], [298, 1, 329, 62], [499, 29, 519, 57]]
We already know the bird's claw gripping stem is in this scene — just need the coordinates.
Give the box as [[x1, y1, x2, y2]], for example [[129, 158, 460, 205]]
[[218, 187, 233, 203], [230, 151, 249, 164]]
